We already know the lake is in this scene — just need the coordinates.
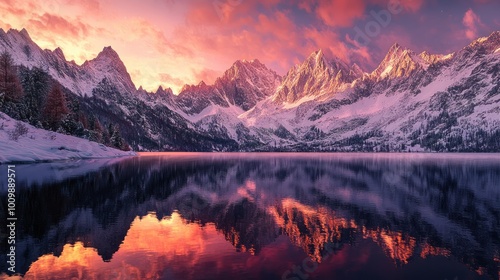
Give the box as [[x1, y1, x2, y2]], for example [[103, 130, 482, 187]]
[[1, 153, 499, 280]]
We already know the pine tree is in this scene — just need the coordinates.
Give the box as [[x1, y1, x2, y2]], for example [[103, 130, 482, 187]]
[[19, 66, 49, 124], [42, 84, 69, 130], [92, 117, 103, 142], [0, 51, 23, 107], [79, 113, 89, 129], [110, 124, 124, 149], [109, 124, 130, 150]]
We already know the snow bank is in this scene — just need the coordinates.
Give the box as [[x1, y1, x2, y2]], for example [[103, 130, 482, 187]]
[[0, 113, 136, 163]]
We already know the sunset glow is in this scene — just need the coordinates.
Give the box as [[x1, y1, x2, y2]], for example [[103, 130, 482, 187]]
[[1, 0, 499, 93], [18, 209, 460, 279]]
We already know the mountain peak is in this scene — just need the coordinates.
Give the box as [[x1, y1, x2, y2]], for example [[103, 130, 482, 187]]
[[96, 46, 120, 60], [177, 57, 283, 112], [314, 49, 324, 58], [18, 28, 32, 41], [351, 63, 364, 76], [274, 50, 359, 103], [385, 43, 414, 59], [82, 46, 136, 93], [306, 49, 326, 64], [389, 43, 402, 52], [222, 58, 279, 85], [2, 28, 33, 43], [156, 85, 173, 94], [371, 43, 421, 79], [53, 47, 65, 60], [469, 30, 500, 52], [233, 58, 266, 70]]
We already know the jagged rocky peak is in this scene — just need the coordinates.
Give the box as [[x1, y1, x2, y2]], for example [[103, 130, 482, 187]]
[[467, 31, 500, 53], [274, 49, 360, 103], [419, 51, 438, 64], [233, 58, 264, 68], [155, 85, 174, 96], [1, 28, 33, 45], [52, 47, 66, 60], [308, 49, 326, 65], [418, 50, 454, 65], [223, 58, 280, 81], [82, 46, 136, 93], [371, 43, 423, 79], [306, 49, 360, 81], [215, 58, 282, 111], [84, 46, 128, 73], [8, 27, 34, 42], [178, 80, 211, 96], [93, 46, 122, 63], [351, 63, 365, 77]]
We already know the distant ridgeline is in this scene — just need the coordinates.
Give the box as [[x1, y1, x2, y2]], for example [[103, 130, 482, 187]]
[[1, 28, 499, 152]]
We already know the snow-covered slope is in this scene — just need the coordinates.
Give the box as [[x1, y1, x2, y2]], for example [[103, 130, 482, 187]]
[[0, 28, 136, 96], [236, 31, 500, 151], [2, 27, 499, 152], [0, 112, 135, 163]]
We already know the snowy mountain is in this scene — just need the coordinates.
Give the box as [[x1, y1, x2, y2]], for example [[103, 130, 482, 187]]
[[174, 59, 281, 114], [237, 31, 500, 152], [1, 27, 499, 152], [274, 50, 362, 103], [0, 28, 136, 96]]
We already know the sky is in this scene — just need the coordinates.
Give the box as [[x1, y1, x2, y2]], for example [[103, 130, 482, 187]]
[[0, 0, 499, 93]]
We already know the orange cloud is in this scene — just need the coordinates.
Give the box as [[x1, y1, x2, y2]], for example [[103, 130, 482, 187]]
[[27, 13, 90, 39], [160, 73, 185, 89]]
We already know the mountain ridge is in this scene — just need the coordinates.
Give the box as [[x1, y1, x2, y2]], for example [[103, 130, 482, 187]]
[[1, 27, 500, 152]]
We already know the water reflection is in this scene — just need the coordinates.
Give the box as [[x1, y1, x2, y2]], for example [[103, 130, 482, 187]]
[[0, 153, 499, 279]]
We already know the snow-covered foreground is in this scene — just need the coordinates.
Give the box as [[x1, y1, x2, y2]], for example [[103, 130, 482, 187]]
[[0, 113, 136, 163]]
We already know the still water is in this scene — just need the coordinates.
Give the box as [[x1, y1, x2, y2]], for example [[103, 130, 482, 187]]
[[1, 153, 499, 280]]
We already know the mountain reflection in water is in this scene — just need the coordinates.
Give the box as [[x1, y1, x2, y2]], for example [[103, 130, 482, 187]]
[[0, 153, 499, 280]]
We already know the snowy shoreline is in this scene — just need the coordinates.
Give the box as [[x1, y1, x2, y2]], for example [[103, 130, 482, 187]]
[[0, 113, 136, 164]]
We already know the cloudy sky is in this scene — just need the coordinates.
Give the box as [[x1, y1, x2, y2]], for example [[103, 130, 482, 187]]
[[0, 0, 499, 93]]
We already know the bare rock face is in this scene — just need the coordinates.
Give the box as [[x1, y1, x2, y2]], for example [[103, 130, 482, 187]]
[[175, 59, 282, 115], [214, 59, 282, 111]]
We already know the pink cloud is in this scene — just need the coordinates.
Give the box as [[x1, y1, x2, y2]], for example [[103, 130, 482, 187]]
[[27, 13, 91, 38], [398, 0, 424, 12], [315, 0, 367, 27], [63, 0, 100, 13], [462, 9, 482, 40], [191, 68, 221, 85]]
